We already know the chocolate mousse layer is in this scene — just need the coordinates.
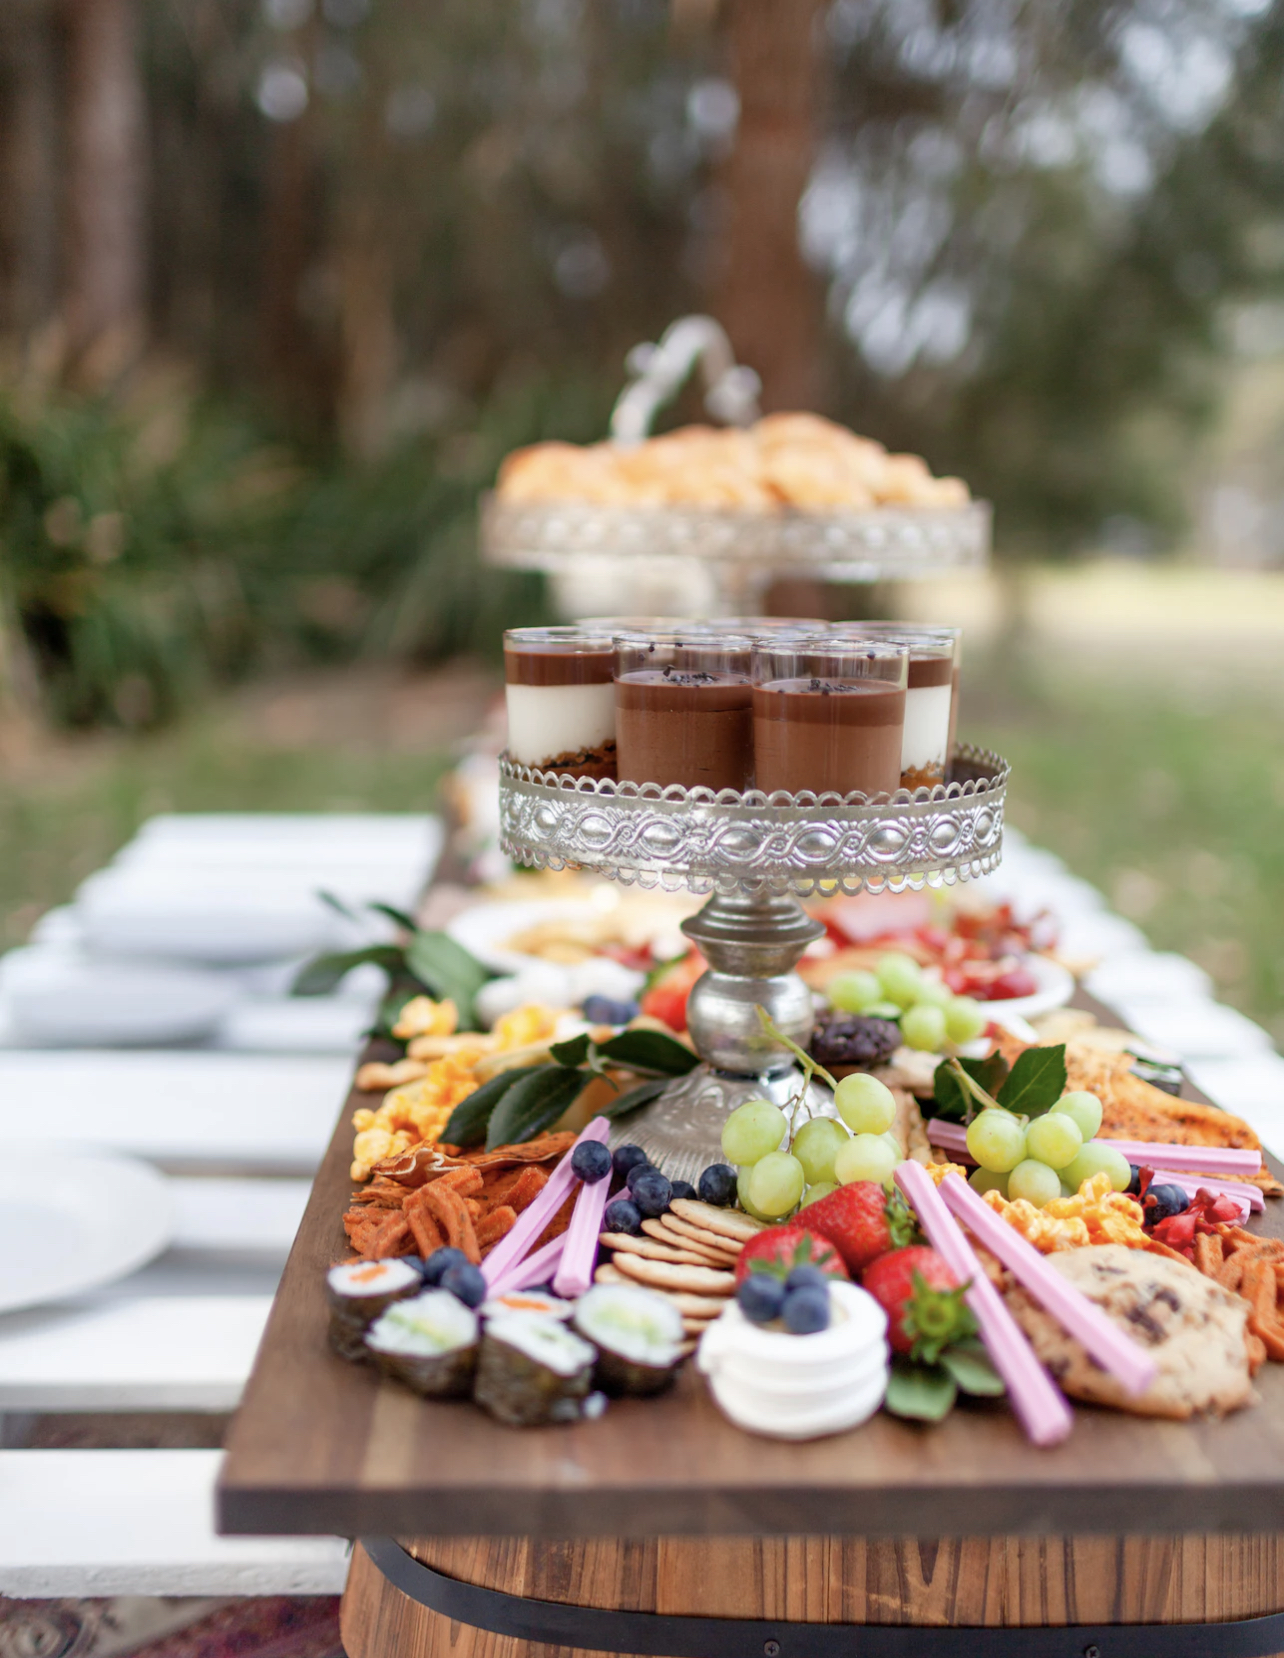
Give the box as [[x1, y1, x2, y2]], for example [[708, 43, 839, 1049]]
[[615, 672, 753, 791], [503, 643, 613, 686], [907, 654, 953, 691], [504, 634, 616, 777], [753, 678, 905, 797]]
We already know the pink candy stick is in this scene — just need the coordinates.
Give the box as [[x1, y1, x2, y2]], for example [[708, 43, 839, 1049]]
[[895, 1161, 1074, 1447], [552, 1161, 613, 1299], [1149, 1171, 1258, 1218], [939, 1173, 1157, 1398], [1100, 1139, 1262, 1178], [487, 1235, 568, 1298], [926, 1120, 972, 1158], [481, 1118, 611, 1287]]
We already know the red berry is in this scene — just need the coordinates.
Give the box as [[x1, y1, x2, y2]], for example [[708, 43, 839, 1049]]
[[861, 1245, 976, 1361], [802, 1181, 917, 1275], [734, 1224, 848, 1286]]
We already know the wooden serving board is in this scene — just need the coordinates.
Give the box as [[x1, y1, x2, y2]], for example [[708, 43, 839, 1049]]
[[218, 1008, 1284, 1542]]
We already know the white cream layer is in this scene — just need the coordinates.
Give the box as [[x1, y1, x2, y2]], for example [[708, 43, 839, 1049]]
[[901, 683, 952, 773], [506, 683, 616, 767]]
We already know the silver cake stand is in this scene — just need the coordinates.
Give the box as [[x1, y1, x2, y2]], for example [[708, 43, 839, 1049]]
[[498, 746, 1008, 1183]]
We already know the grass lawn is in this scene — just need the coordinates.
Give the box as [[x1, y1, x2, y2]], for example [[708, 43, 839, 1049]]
[[2, 653, 1281, 1047]]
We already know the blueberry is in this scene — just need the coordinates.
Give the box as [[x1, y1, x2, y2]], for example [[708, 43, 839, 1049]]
[[439, 1260, 487, 1308], [1144, 1183, 1190, 1224], [626, 1160, 659, 1193], [612, 1144, 649, 1179], [1126, 1164, 1144, 1196], [697, 1163, 737, 1206], [571, 1140, 613, 1183], [783, 1285, 830, 1335], [603, 1197, 643, 1235], [737, 1273, 786, 1325], [785, 1263, 830, 1296], [630, 1169, 673, 1218], [670, 1180, 698, 1202], [419, 1246, 469, 1286], [582, 994, 640, 1025]]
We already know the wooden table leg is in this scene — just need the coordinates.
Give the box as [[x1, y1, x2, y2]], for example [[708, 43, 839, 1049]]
[[341, 1534, 1284, 1658]]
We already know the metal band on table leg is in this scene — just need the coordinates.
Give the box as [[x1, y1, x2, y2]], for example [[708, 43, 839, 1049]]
[[361, 1537, 1284, 1658]]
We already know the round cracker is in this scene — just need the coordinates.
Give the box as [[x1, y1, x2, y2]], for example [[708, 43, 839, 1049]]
[[601, 1232, 715, 1269], [612, 1253, 737, 1296], [641, 1218, 737, 1266], [669, 1198, 765, 1243], [661, 1212, 743, 1256], [594, 1262, 628, 1285]]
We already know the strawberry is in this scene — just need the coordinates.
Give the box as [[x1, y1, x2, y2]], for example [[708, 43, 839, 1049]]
[[861, 1245, 977, 1361], [734, 1224, 849, 1286], [802, 1182, 918, 1275]]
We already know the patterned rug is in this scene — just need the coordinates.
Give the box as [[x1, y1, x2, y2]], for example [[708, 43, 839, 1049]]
[[0, 1599, 343, 1658]]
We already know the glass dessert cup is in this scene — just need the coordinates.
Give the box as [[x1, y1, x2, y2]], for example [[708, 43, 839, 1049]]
[[752, 636, 908, 798], [503, 626, 617, 781], [614, 630, 755, 793], [497, 743, 1008, 1180], [837, 622, 962, 784]]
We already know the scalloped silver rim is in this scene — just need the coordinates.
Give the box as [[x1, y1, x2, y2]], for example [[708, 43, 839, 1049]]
[[498, 744, 1007, 897]]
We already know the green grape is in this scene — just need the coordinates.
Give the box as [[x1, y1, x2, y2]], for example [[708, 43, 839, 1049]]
[[1051, 1090, 1104, 1142], [799, 1181, 838, 1209], [899, 1003, 948, 1052], [969, 1166, 1009, 1198], [834, 1072, 897, 1134], [864, 1000, 904, 1020], [1062, 1141, 1132, 1194], [746, 1151, 806, 1219], [834, 1132, 901, 1188], [736, 1166, 775, 1222], [1008, 1158, 1063, 1207], [881, 1129, 905, 1155], [827, 970, 880, 1014], [876, 951, 923, 1009], [1024, 1111, 1084, 1170], [792, 1117, 850, 1185], [721, 1099, 787, 1166], [913, 977, 955, 1009], [965, 1109, 1026, 1173], [944, 996, 987, 1045]]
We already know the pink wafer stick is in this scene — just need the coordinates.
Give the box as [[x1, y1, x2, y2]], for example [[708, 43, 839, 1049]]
[[552, 1159, 613, 1298], [1100, 1140, 1262, 1177], [488, 1234, 568, 1298], [939, 1173, 1157, 1397], [926, 1120, 972, 1158], [481, 1118, 611, 1287], [1149, 1171, 1258, 1218], [895, 1161, 1074, 1447]]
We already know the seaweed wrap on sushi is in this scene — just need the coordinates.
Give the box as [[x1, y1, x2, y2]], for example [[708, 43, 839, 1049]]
[[474, 1313, 596, 1426], [365, 1290, 479, 1397], [573, 1283, 685, 1396], [327, 1257, 422, 1361]]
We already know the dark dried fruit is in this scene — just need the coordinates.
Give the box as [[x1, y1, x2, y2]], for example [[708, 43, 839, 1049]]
[[809, 1010, 901, 1070]]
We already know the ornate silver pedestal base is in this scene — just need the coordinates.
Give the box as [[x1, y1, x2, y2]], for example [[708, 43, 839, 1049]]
[[610, 1062, 835, 1188]]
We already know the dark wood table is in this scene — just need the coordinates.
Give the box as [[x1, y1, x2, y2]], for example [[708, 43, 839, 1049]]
[[219, 1001, 1284, 1657]]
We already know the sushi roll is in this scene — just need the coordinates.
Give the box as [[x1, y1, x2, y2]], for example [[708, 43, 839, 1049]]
[[474, 1313, 597, 1426], [481, 1289, 574, 1322], [365, 1290, 480, 1397], [326, 1257, 423, 1361], [573, 1283, 685, 1397]]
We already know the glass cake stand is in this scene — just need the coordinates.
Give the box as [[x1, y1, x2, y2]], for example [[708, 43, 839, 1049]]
[[481, 495, 992, 615], [498, 746, 1008, 1182]]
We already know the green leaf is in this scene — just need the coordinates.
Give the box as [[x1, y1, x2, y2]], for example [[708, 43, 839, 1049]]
[[996, 1044, 1067, 1119], [292, 944, 407, 997], [440, 1066, 542, 1149], [932, 1052, 1010, 1122], [600, 1077, 669, 1119], [316, 889, 358, 920], [367, 901, 419, 932], [595, 1029, 698, 1077], [883, 1358, 958, 1422], [486, 1065, 592, 1150], [405, 930, 492, 1028], [940, 1341, 1006, 1398], [642, 950, 690, 992], [549, 1032, 592, 1068]]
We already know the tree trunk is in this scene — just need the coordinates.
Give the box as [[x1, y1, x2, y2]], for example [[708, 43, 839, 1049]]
[[0, 2, 59, 340], [712, 0, 825, 413], [61, 0, 147, 376]]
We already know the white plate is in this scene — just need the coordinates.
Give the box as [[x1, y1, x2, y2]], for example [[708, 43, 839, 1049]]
[[0, 948, 239, 1047], [447, 901, 611, 974], [976, 954, 1076, 1022], [0, 1151, 174, 1315]]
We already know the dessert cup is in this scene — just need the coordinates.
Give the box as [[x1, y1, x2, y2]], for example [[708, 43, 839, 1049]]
[[752, 636, 908, 798], [504, 626, 617, 779], [614, 631, 755, 792]]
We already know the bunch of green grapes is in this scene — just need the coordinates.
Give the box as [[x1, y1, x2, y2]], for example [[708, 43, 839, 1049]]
[[827, 951, 988, 1053], [965, 1090, 1132, 1206], [720, 1074, 907, 1221]]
